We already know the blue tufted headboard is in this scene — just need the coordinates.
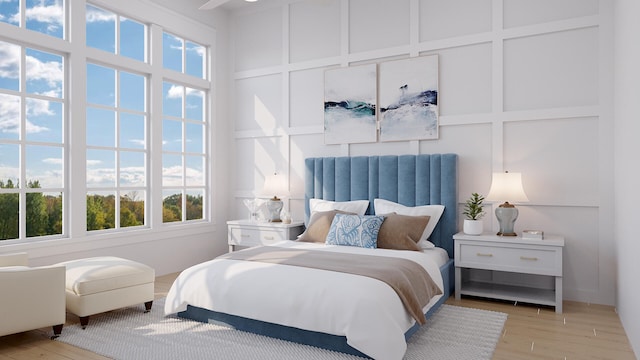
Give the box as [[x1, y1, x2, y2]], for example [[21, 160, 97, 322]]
[[304, 154, 458, 258]]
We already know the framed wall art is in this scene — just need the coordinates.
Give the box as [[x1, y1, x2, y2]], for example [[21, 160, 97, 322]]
[[323, 64, 377, 144], [378, 55, 439, 142]]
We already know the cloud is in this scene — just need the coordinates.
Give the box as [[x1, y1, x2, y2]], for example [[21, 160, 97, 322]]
[[185, 166, 204, 185], [187, 43, 206, 58], [167, 85, 204, 100], [0, 43, 61, 136], [119, 166, 145, 186], [86, 5, 116, 23], [5, 1, 63, 33], [0, 97, 54, 136], [187, 88, 204, 98], [0, 42, 63, 95], [24, 1, 63, 25], [166, 84, 184, 99], [25, 121, 50, 134], [42, 158, 62, 165], [162, 165, 183, 187], [86, 167, 115, 187], [129, 139, 145, 147], [0, 165, 19, 184], [0, 41, 20, 80], [0, 94, 20, 134], [26, 53, 63, 89], [26, 98, 55, 117]]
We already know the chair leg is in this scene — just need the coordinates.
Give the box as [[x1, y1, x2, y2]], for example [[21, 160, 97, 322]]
[[79, 316, 89, 329], [144, 300, 153, 313], [51, 324, 63, 339]]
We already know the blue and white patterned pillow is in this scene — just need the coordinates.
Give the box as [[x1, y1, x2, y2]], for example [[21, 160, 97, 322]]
[[325, 214, 385, 249]]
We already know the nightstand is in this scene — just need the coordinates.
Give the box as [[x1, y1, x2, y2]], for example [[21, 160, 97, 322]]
[[454, 232, 565, 313], [227, 220, 305, 252]]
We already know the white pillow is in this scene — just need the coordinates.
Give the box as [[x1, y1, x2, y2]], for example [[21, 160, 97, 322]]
[[309, 199, 369, 216], [373, 198, 445, 248]]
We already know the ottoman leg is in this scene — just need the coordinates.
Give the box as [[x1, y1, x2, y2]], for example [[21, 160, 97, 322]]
[[51, 324, 63, 339], [79, 316, 89, 329], [144, 300, 153, 313]]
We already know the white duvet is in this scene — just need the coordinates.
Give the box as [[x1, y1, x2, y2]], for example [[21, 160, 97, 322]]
[[164, 241, 445, 360]]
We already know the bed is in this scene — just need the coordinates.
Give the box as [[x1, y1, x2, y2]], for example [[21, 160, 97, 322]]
[[164, 154, 458, 360]]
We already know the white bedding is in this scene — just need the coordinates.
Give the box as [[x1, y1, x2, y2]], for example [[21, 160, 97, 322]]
[[164, 241, 445, 360]]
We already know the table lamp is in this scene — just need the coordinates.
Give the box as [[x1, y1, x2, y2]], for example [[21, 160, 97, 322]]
[[262, 173, 288, 222], [485, 171, 529, 236]]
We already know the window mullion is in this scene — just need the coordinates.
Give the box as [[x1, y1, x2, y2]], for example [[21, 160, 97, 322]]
[[18, 46, 26, 239], [68, 0, 89, 237], [149, 23, 164, 228]]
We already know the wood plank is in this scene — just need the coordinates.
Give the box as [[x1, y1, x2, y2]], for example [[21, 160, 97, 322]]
[[447, 296, 636, 359]]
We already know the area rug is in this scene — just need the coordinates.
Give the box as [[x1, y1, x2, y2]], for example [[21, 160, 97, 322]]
[[58, 298, 507, 360]]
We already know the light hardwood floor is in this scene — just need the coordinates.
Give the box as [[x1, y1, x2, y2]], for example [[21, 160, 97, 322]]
[[0, 272, 636, 360]]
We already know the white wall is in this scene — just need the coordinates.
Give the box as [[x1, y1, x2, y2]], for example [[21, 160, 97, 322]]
[[614, 0, 640, 356], [227, 0, 616, 306]]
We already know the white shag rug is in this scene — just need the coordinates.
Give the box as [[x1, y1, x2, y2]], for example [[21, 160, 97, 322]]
[[58, 298, 506, 360]]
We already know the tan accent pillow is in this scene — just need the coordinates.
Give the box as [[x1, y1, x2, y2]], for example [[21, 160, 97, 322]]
[[376, 213, 430, 251], [297, 210, 353, 243]]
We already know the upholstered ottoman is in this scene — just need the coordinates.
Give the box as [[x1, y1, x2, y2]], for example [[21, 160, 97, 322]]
[[56, 256, 155, 328]]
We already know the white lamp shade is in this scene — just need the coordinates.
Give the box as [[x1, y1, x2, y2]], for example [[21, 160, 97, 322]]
[[486, 172, 529, 203], [262, 173, 288, 199]]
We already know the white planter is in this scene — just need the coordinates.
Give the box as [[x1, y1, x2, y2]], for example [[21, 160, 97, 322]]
[[463, 219, 483, 235]]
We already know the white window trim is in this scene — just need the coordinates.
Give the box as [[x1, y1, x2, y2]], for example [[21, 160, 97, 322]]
[[0, 0, 217, 250]]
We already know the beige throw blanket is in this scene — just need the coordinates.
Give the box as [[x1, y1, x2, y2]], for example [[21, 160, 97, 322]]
[[219, 246, 442, 325]]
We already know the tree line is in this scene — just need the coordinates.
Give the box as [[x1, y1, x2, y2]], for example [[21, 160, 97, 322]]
[[0, 179, 203, 241]]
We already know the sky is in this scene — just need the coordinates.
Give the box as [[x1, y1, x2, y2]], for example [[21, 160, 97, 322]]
[[0, 1, 207, 194]]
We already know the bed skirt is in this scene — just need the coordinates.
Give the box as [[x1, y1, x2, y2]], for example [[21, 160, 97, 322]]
[[177, 258, 454, 358]]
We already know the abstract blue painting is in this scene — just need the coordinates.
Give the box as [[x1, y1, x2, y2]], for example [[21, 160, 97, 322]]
[[324, 64, 377, 144], [379, 55, 439, 142]]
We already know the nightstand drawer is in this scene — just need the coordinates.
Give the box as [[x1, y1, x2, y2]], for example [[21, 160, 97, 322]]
[[227, 220, 305, 252], [229, 228, 284, 247], [458, 243, 560, 275]]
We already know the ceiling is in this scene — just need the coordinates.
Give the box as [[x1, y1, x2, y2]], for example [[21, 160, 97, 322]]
[[199, 0, 259, 10]]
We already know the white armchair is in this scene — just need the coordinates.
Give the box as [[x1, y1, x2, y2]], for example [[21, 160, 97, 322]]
[[0, 252, 66, 338]]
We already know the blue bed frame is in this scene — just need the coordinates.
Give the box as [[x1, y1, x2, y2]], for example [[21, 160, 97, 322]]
[[179, 154, 458, 358]]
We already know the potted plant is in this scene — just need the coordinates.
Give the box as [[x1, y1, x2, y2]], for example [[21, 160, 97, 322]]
[[463, 192, 485, 235]]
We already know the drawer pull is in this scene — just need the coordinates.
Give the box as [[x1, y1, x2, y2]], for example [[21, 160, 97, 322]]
[[520, 256, 539, 261], [476, 253, 493, 257], [264, 236, 275, 240], [241, 234, 250, 238]]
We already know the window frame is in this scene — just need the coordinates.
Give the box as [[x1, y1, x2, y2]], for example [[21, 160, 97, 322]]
[[0, 0, 215, 245], [0, 40, 68, 242]]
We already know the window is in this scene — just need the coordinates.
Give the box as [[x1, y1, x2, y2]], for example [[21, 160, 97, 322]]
[[0, 1, 212, 243], [86, 4, 146, 62], [0, 41, 65, 240], [86, 64, 147, 231], [163, 31, 205, 79], [162, 82, 206, 223], [0, 0, 65, 39]]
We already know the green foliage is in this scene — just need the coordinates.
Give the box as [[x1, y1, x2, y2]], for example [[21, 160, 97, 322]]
[[86, 194, 108, 231], [120, 193, 144, 228], [0, 193, 19, 240], [162, 193, 204, 222], [163, 194, 182, 223], [463, 192, 485, 220], [1, 178, 204, 240], [0, 180, 63, 240]]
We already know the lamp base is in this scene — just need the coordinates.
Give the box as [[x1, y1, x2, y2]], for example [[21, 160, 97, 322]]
[[495, 202, 519, 236], [266, 197, 283, 222]]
